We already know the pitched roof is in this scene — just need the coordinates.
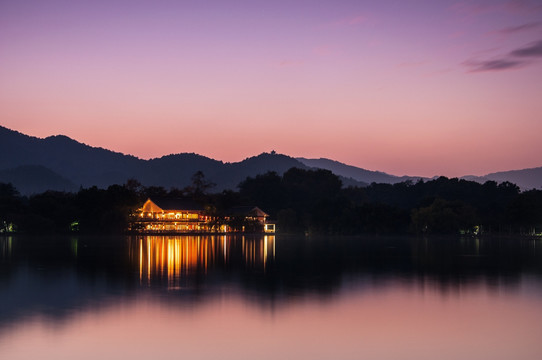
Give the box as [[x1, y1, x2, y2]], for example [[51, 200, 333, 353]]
[[142, 198, 205, 212], [227, 206, 268, 217]]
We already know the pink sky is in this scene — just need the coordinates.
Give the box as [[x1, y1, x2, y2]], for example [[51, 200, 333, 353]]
[[1, 0, 541, 177]]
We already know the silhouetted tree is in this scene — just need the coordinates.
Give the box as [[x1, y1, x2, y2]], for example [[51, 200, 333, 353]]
[[0, 183, 24, 232], [411, 198, 478, 234], [3, 167, 541, 236]]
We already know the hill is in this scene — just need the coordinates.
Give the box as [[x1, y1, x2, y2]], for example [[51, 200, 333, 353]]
[[1, 125, 540, 194], [299, 156, 542, 190], [463, 167, 542, 190], [297, 157, 425, 184], [0, 165, 78, 195], [0, 126, 364, 194], [0, 126, 142, 188]]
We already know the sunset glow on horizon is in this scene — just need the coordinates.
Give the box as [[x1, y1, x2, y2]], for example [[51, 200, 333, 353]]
[[1, 0, 541, 177]]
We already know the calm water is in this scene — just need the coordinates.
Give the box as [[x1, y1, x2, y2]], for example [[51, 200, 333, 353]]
[[1, 235, 542, 360]]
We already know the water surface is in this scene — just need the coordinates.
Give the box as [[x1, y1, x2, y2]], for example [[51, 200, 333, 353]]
[[1, 235, 541, 359]]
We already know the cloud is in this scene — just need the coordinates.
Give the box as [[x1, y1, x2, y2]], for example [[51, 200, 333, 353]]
[[500, 22, 541, 34], [510, 39, 542, 57], [465, 39, 542, 72], [450, 2, 494, 17], [504, 0, 542, 13], [465, 59, 526, 72], [470, 47, 501, 57], [451, 0, 542, 18]]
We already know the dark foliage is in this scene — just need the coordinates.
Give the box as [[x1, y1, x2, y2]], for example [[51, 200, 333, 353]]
[[1, 168, 541, 235], [235, 170, 538, 235]]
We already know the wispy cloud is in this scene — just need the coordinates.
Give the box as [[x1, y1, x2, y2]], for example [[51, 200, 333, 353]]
[[465, 39, 542, 72], [465, 59, 526, 72], [450, 2, 496, 17], [499, 22, 541, 34], [503, 0, 542, 13], [470, 47, 501, 57], [451, 0, 542, 18], [510, 39, 542, 57]]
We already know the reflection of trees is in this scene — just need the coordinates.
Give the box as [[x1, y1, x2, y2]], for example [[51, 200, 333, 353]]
[[1, 235, 542, 329], [1, 235, 542, 294]]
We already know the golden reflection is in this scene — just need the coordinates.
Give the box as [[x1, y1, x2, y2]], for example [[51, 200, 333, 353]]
[[0, 236, 13, 259], [71, 238, 78, 257], [133, 235, 275, 288]]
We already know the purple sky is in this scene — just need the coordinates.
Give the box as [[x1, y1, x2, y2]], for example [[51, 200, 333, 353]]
[[1, 0, 541, 177]]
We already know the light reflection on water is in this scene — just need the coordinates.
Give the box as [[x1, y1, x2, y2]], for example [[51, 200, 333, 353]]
[[134, 235, 275, 288], [0, 235, 541, 360]]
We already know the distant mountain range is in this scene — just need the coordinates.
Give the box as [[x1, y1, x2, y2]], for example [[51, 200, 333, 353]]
[[1, 125, 541, 195], [299, 158, 542, 191], [0, 125, 362, 195], [462, 168, 542, 192], [296, 158, 425, 184]]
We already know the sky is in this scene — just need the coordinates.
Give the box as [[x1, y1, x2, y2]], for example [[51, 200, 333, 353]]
[[1, 0, 541, 177]]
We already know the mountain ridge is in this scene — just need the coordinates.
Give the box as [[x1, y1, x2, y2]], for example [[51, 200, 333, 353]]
[[463, 167, 542, 191], [1, 125, 541, 194], [296, 157, 426, 184], [0, 126, 366, 194]]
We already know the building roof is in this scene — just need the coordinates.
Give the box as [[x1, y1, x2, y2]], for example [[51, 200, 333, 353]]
[[226, 206, 269, 218], [141, 198, 205, 212]]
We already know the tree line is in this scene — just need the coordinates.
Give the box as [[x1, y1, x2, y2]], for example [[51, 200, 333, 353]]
[[1, 168, 541, 235]]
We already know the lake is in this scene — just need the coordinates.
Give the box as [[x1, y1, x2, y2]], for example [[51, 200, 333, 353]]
[[1, 235, 541, 360]]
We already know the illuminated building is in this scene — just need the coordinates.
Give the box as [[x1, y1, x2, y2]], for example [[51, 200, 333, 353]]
[[132, 198, 275, 233], [135, 198, 211, 232], [223, 206, 276, 233]]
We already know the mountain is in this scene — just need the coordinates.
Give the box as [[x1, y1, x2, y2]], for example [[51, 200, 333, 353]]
[[0, 126, 142, 188], [2, 125, 540, 194], [0, 126, 365, 194], [299, 157, 542, 190], [140, 152, 317, 190], [141, 153, 224, 189], [297, 157, 425, 185], [216, 152, 311, 189], [463, 167, 542, 190], [0, 165, 78, 195]]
